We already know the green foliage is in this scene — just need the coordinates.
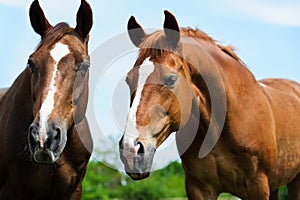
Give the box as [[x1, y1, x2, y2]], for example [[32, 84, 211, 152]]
[[218, 193, 242, 200], [82, 161, 122, 200], [119, 180, 165, 200], [82, 161, 185, 200], [82, 161, 288, 200], [278, 185, 288, 200]]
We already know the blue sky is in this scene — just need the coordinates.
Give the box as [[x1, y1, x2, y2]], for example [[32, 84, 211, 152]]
[[0, 0, 299, 169], [0, 0, 299, 87]]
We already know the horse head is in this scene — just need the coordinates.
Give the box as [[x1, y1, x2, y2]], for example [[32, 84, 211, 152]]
[[119, 11, 199, 180], [27, 0, 93, 164]]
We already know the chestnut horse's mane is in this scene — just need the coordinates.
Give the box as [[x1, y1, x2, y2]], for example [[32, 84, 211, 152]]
[[137, 27, 244, 66]]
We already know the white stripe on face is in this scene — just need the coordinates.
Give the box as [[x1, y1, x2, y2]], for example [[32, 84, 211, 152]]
[[123, 58, 155, 148], [38, 42, 70, 148]]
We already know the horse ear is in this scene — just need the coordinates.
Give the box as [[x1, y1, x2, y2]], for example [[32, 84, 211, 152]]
[[75, 0, 93, 40], [127, 16, 146, 47], [29, 0, 52, 38], [163, 10, 180, 49]]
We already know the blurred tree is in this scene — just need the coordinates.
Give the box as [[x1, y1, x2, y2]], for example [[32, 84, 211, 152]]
[[82, 161, 185, 199]]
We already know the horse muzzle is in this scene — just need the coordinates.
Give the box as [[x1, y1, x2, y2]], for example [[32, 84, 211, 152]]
[[119, 140, 155, 180], [32, 148, 58, 164], [28, 122, 66, 164]]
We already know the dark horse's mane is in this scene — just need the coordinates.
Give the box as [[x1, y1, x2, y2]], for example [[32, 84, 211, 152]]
[[136, 27, 244, 67], [36, 22, 74, 50]]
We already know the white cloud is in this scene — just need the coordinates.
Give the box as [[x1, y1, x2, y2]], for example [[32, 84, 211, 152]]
[[227, 0, 300, 26]]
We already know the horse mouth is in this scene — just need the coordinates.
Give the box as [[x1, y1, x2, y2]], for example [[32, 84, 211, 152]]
[[32, 149, 59, 164], [127, 172, 150, 180], [121, 151, 155, 180]]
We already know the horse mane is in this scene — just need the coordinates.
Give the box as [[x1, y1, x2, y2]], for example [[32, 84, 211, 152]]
[[137, 27, 244, 66], [36, 22, 74, 50]]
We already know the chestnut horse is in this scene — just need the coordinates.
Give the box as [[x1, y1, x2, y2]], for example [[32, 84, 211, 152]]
[[119, 11, 300, 199], [0, 1, 93, 199]]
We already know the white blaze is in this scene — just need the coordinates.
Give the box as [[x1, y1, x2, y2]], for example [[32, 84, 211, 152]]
[[129, 59, 154, 125], [123, 58, 155, 168], [38, 42, 70, 148]]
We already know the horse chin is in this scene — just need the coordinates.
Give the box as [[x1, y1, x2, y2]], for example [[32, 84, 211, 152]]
[[127, 172, 150, 180], [32, 149, 59, 164]]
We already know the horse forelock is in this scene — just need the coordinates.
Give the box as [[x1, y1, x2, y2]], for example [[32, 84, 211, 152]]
[[36, 22, 74, 51]]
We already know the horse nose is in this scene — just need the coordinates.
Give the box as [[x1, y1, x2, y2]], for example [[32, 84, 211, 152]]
[[120, 139, 145, 170], [122, 140, 144, 155], [28, 123, 62, 151]]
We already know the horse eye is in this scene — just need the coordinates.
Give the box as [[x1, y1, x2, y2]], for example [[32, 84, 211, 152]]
[[78, 62, 90, 76], [27, 59, 35, 72], [164, 74, 178, 88]]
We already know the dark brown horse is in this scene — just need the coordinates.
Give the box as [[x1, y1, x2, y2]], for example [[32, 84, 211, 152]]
[[0, 1, 93, 199], [119, 11, 300, 199]]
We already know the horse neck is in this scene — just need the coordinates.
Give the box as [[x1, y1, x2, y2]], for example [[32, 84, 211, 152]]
[[0, 69, 33, 158], [181, 39, 258, 156], [187, 37, 258, 113], [0, 69, 33, 121]]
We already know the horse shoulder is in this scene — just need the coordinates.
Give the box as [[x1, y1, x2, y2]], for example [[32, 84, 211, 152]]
[[259, 78, 300, 188]]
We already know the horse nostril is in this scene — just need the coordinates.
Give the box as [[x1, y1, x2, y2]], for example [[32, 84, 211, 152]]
[[29, 124, 38, 135], [54, 127, 61, 141], [28, 124, 39, 148], [137, 142, 145, 154], [119, 136, 124, 150]]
